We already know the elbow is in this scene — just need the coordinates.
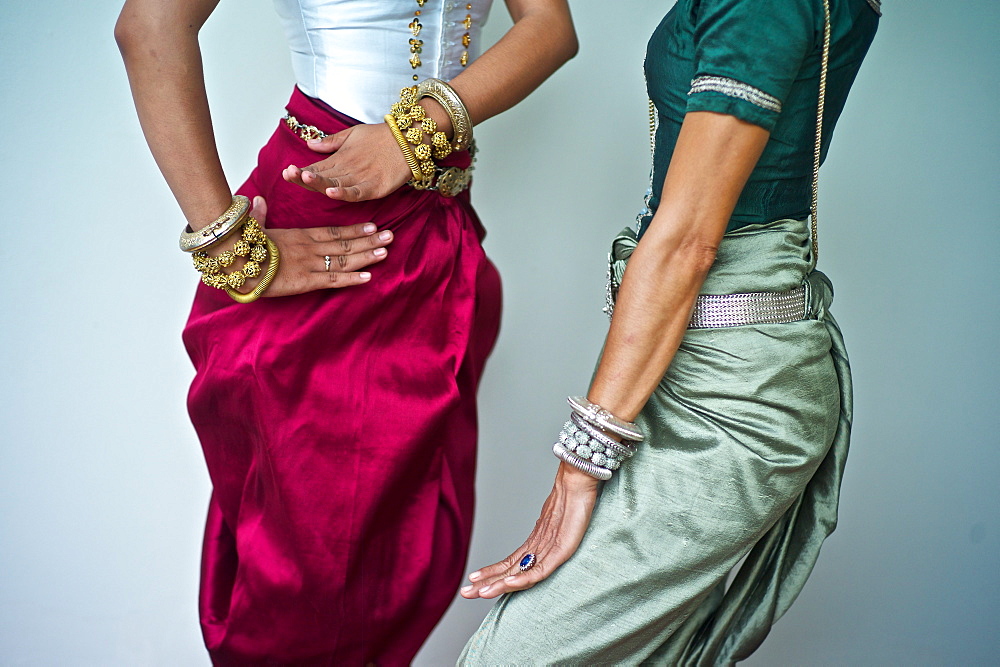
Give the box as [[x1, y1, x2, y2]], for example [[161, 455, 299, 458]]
[[647, 234, 719, 280], [678, 237, 720, 277], [555, 19, 579, 63], [115, 5, 155, 60], [528, 8, 577, 65], [115, 3, 198, 60], [114, 11, 137, 57], [560, 29, 579, 62]]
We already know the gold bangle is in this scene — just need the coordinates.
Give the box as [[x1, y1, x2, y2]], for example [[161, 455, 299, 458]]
[[385, 113, 422, 180], [227, 236, 280, 304], [179, 195, 250, 253], [416, 78, 472, 151], [385, 114, 431, 189]]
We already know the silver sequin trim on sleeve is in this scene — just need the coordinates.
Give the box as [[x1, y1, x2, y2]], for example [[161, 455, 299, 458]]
[[689, 75, 782, 114], [865, 0, 882, 16]]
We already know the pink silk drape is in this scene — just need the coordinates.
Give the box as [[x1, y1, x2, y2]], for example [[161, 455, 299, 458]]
[[182, 87, 502, 665]]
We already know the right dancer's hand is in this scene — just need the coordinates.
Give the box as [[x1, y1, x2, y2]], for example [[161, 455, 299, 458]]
[[460, 463, 599, 600], [228, 195, 393, 298]]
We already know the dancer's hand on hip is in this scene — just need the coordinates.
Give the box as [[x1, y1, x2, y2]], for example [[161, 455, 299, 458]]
[[460, 464, 599, 600], [282, 123, 413, 202], [225, 196, 394, 298]]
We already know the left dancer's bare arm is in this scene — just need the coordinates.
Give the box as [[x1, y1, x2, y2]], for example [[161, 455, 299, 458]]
[[461, 111, 770, 599], [284, 0, 577, 201]]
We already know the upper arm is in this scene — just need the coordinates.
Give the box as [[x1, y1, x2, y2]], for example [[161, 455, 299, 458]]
[[652, 111, 769, 248], [686, 0, 820, 131]]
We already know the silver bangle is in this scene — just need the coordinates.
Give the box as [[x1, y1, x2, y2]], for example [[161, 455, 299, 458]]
[[179, 195, 250, 253], [570, 413, 636, 460], [567, 396, 645, 442], [552, 442, 612, 481], [416, 78, 473, 152]]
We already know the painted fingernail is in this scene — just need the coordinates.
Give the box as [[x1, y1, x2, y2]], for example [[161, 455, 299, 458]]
[[363, 223, 377, 234], [469, 572, 481, 581], [373, 248, 387, 257], [461, 585, 473, 594], [326, 188, 339, 195], [378, 231, 392, 241], [359, 272, 371, 281], [307, 138, 322, 144], [478, 585, 491, 594], [504, 576, 518, 584]]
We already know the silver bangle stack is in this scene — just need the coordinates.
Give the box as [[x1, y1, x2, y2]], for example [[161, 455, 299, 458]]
[[551, 396, 644, 481]]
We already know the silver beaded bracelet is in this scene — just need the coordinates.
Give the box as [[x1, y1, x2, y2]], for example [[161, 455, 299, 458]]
[[560, 420, 623, 469]]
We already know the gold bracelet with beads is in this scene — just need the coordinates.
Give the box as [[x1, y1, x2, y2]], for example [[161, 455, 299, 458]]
[[391, 88, 452, 164], [392, 103, 436, 178], [179, 195, 250, 253], [192, 217, 268, 290], [227, 236, 280, 304]]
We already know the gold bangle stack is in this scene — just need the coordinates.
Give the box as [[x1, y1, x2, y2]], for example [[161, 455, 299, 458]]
[[386, 82, 475, 194], [182, 196, 280, 303]]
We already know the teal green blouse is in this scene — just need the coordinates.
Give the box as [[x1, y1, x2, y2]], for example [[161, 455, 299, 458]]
[[639, 0, 879, 235]]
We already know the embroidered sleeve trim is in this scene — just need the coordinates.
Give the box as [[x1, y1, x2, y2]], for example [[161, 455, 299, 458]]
[[865, 0, 882, 16], [688, 76, 782, 114]]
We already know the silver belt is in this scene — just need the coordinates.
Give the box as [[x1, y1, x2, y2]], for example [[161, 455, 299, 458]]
[[688, 285, 808, 329]]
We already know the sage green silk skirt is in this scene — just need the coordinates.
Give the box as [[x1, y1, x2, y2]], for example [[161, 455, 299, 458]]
[[459, 218, 853, 665]]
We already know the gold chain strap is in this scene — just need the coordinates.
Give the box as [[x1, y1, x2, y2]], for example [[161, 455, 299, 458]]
[[648, 99, 657, 154], [647, 0, 832, 263], [811, 0, 831, 264]]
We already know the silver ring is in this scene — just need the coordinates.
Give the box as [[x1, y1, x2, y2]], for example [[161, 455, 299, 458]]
[[518, 553, 536, 572], [324, 255, 332, 272]]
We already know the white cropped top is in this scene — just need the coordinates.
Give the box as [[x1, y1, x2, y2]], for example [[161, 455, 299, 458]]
[[272, 0, 493, 124]]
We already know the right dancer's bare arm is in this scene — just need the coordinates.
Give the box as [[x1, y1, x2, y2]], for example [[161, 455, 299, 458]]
[[115, 0, 392, 293]]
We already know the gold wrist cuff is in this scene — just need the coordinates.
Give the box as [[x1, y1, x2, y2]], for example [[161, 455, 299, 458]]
[[416, 78, 472, 152], [179, 195, 250, 253]]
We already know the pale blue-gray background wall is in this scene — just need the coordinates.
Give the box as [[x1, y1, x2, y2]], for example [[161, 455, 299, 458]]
[[1, 1, 997, 664]]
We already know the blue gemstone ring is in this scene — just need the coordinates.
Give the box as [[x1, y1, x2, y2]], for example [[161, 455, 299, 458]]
[[518, 553, 537, 572]]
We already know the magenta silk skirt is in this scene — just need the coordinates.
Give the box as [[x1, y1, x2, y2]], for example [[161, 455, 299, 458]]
[[182, 87, 502, 665]]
